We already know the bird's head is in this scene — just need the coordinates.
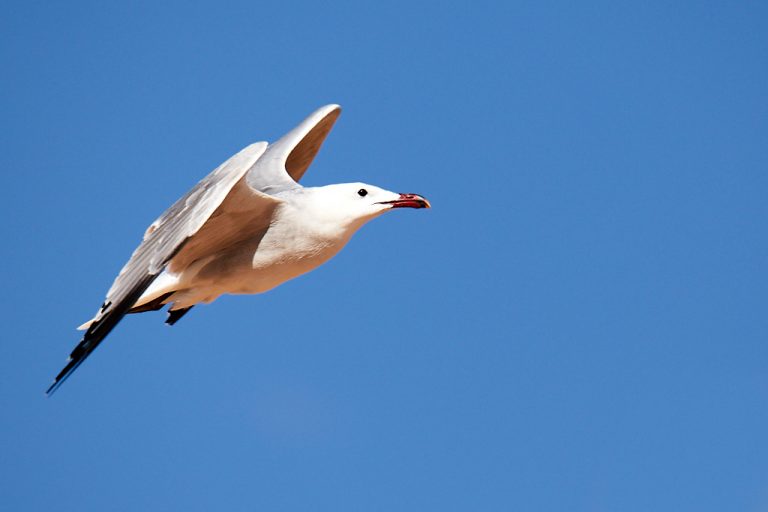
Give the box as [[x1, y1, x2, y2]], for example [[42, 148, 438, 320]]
[[302, 182, 430, 231]]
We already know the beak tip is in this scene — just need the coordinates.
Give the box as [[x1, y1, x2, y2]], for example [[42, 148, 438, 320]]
[[399, 193, 431, 209], [377, 193, 431, 209]]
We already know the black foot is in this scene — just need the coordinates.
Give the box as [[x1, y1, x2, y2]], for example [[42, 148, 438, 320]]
[[166, 306, 193, 326]]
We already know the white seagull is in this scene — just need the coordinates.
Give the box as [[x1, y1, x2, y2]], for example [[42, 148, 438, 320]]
[[47, 104, 430, 395]]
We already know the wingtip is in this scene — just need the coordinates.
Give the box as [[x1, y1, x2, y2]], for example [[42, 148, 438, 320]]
[[311, 104, 341, 119], [45, 371, 68, 397], [45, 379, 60, 397], [45, 352, 88, 397]]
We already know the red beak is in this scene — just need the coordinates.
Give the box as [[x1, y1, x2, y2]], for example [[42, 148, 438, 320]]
[[377, 193, 431, 209]]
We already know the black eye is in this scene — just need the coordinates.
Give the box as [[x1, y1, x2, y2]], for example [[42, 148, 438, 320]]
[[357, 188, 368, 197]]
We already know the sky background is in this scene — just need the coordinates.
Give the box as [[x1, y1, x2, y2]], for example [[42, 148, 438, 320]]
[[2, 1, 768, 510]]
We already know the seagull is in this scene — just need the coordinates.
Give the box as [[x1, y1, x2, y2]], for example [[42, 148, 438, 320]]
[[47, 104, 430, 395]]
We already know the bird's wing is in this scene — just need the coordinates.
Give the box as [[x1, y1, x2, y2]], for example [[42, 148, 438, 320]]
[[166, 105, 343, 296], [246, 104, 341, 194], [47, 141, 272, 395]]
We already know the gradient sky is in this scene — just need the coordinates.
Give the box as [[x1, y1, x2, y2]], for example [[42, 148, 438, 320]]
[[2, 1, 768, 510]]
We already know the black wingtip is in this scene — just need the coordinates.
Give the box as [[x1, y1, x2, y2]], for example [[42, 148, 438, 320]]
[[46, 357, 85, 396], [45, 332, 101, 397], [46, 274, 157, 396]]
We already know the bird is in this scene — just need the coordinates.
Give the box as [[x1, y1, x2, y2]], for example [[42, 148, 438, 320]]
[[46, 104, 430, 395]]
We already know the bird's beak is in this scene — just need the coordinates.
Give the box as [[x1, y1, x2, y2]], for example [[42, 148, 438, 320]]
[[377, 193, 431, 209]]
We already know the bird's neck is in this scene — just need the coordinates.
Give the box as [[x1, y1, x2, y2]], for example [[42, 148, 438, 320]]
[[278, 201, 358, 245]]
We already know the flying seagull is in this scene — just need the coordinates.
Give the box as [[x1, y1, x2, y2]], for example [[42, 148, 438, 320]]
[[47, 104, 430, 395]]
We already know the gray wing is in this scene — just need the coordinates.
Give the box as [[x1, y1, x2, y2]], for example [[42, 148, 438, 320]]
[[47, 141, 268, 395], [246, 104, 341, 194], [166, 104, 343, 295], [165, 105, 342, 275]]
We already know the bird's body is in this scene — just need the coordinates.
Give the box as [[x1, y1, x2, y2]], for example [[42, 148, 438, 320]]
[[50, 104, 429, 394], [132, 185, 374, 311]]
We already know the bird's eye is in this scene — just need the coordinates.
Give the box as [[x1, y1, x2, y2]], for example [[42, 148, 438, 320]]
[[357, 188, 368, 197]]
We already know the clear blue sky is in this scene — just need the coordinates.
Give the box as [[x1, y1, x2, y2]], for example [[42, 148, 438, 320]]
[[2, 1, 767, 510]]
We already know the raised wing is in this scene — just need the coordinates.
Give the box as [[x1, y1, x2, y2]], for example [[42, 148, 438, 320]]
[[246, 104, 341, 194], [46, 142, 269, 395]]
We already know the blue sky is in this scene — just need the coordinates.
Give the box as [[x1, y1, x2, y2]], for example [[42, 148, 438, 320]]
[[2, 1, 768, 510]]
